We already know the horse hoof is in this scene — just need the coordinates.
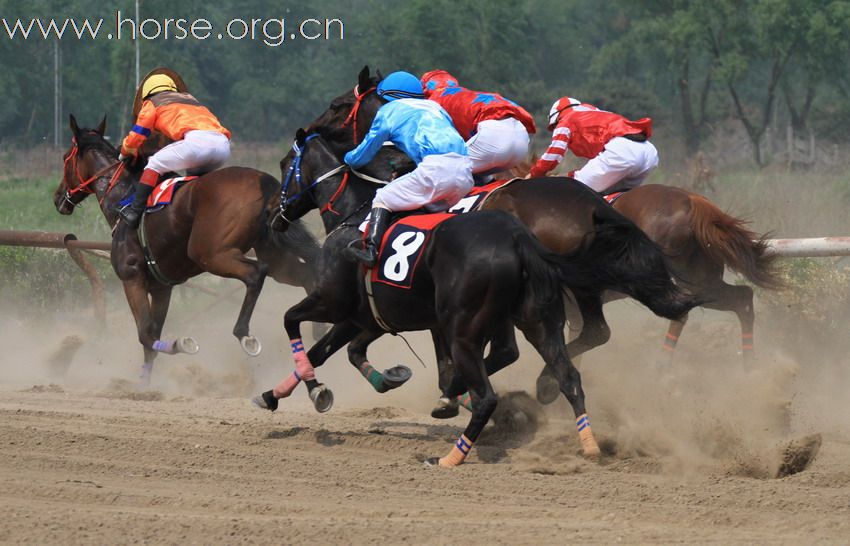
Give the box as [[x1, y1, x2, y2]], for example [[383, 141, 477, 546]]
[[423, 457, 442, 467], [536, 374, 560, 405], [251, 390, 279, 412], [176, 337, 199, 355], [430, 398, 459, 419], [309, 384, 334, 413], [382, 365, 412, 389], [240, 336, 262, 357]]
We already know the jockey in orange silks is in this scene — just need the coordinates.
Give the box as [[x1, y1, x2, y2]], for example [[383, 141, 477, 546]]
[[118, 74, 231, 229]]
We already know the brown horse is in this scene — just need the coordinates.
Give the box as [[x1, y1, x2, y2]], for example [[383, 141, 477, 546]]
[[306, 66, 781, 407], [53, 115, 319, 387]]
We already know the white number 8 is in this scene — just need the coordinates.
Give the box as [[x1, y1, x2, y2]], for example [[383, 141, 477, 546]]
[[383, 231, 426, 282]]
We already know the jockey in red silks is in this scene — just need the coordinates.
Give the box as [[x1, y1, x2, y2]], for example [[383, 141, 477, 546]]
[[118, 73, 231, 229], [530, 97, 658, 195], [421, 70, 536, 182]]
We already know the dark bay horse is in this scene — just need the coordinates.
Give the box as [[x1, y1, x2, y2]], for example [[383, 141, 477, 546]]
[[254, 131, 604, 466], [53, 116, 318, 387], [304, 67, 706, 410]]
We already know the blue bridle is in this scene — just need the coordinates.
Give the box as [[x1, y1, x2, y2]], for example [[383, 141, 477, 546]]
[[279, 133, 322, 212]]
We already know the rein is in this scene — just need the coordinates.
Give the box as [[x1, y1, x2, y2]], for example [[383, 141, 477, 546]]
[[63, 139, 125, 207], [341, 84, 375, 145]]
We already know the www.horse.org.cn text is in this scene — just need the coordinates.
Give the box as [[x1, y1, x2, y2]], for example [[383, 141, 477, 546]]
[[1, 11, 345, 47]]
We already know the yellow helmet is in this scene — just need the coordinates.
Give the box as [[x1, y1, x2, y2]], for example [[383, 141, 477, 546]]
[[141, 74, 178, 99]]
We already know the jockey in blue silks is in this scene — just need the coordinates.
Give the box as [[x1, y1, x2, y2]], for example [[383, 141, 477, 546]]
[[344, 71, 473, 267]]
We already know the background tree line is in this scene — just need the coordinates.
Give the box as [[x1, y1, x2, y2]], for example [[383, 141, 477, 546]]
[[1, 0, 849, 167]]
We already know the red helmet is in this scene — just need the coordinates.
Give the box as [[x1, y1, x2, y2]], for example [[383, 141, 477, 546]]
[[547, 97, 581, 130]]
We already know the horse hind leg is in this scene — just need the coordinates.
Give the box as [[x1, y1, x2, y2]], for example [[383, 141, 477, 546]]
[[659, 313, 689, 365], [194, 247, 268, 356], [519, 308, 600, 458], [703, 282, 755, 363]]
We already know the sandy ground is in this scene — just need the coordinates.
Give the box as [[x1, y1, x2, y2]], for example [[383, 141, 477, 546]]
[[2, 282, 850, 544]]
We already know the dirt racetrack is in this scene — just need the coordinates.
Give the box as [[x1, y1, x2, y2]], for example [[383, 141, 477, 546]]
[[2, 283, 850, 544]]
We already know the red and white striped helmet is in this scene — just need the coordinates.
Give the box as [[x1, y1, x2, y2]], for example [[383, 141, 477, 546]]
[[547, 97, 581, 130]]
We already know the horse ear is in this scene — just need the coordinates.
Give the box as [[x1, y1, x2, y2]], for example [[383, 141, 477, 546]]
[[95, 115, 107, 135], [375, 69, 384, 81], [358, 66, 371, 90], [69, 114, 80, 138]]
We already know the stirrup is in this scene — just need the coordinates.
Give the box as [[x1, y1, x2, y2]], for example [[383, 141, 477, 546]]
[[120, 207, 142, 229], [344, 242, 377, 266]]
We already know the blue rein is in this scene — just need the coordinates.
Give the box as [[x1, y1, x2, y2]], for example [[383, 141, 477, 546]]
[[280, 133, 321, 212]]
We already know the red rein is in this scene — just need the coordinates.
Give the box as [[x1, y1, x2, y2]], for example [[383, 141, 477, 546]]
[[63, 140, 125, 205], [341, 85, 375, 145]]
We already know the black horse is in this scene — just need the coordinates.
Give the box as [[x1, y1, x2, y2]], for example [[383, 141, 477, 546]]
[[254, 131, 605, 466]]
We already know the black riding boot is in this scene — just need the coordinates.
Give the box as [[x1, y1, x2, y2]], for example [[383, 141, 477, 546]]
[[345, 207, 391, 267], [120, 182, 154, 230]]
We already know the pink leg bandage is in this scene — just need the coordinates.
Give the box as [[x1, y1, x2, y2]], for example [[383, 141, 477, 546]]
[[272, 339, 316, 398]]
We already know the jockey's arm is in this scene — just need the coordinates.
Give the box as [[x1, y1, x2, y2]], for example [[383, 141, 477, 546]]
[[529, 126, 570, 178], [344, 109, 391, 169], [121, 101, 157, 157]]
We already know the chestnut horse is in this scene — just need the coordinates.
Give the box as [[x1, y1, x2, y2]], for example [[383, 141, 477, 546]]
[[53, 116, 319, 387], [308, 67, 781, 407]]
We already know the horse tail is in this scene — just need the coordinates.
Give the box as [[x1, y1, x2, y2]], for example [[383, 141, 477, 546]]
[[565, 209, 700, 321], [512, 228, 566, 309], [688, 194, 783, 289]]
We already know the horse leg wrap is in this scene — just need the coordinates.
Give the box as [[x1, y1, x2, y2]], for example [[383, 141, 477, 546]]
[[741, 333, 754, 355], [272, 371, 301, 399], [358, 362, 387, 393], [456, 392, 473, 412], [291, 339, 316, 381], [438, 434, 473, 467], [152, 339, 177, 354], [661, 332, 678, 353], [576, 413, 601, 457]]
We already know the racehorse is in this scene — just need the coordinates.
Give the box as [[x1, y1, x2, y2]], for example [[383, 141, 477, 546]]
[[305, 67, 709, 410], [254, 130, 609, 466], [53, 116, 319, 387]]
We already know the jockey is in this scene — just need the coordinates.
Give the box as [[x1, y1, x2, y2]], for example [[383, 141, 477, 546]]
[[118, 74, 231, 229], [344, 71, 473, 267], [530, 97, 658, 194], [421, 69, 536, 182]]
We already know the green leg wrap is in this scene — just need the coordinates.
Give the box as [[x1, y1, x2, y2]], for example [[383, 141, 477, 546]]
[[359, 363, 388, 393]]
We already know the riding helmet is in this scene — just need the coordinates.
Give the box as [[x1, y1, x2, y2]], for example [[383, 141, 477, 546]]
[[142, 74, 178, 99], [547, 97, 581, 130], [377, 71, 425, 101]]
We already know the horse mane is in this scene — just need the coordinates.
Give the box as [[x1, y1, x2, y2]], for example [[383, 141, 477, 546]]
[[76, 129, 118, 158]]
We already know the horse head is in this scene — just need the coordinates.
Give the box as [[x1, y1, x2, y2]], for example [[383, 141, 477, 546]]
[[306, 65, 384, 155], [53, 114, 120, 215]]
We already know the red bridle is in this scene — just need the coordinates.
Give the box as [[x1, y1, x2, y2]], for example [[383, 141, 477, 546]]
[[340, 85, 376, 145], [62, 138, 125, 206]]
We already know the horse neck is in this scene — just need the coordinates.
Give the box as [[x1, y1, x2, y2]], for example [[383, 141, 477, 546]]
[[86, 148, 137, 226], [304, 151, 375, 235]]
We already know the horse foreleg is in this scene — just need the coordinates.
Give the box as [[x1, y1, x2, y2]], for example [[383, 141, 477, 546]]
[[254, 294, 335, 413], [122, 279, 158, 387], [347, 329, 412, 393]]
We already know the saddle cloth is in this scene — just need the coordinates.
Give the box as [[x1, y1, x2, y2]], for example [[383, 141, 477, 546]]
[[371, 213, 454, 289], [146, 176, 198, 208]]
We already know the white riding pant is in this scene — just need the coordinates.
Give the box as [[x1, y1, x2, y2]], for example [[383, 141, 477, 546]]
[[574, 136, 659, 194], [466, 118, 530, 176], [372, 152, 473, 213], [146, 130, 231, 175]]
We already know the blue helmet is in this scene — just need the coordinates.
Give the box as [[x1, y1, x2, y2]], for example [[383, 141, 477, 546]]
[[377, 71, 424, 101]]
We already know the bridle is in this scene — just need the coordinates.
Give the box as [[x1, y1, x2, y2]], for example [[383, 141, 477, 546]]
[[278, 133, 388, 227], [62, 136, 125, 209], [340, 84, 375, 145]]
